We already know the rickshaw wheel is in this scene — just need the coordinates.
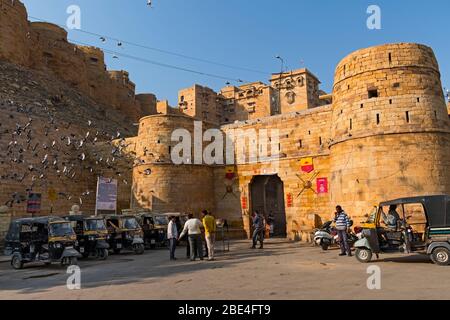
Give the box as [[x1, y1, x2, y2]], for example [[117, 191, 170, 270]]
[[134, 244, 145, 255], [355, 248, 372, 263], [431, 247, 450, 266], [11, 254, 23, 270], [98, 249, 108, 260]]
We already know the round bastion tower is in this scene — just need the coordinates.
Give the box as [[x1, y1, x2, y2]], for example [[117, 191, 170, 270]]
[[131, 114, 215, 214], [329, 43, 450, 220]]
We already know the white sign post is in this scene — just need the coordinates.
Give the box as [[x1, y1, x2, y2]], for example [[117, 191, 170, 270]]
[[95, 177, 118, 216]]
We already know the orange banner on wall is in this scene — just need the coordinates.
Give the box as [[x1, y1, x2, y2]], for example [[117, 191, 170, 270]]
[[300, 157, 314, 173]]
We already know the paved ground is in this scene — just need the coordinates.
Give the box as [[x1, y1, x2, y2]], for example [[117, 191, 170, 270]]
[[0, 239, 450, 300]]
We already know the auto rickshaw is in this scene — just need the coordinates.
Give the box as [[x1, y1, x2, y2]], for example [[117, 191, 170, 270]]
[[354, 195, 450, 266], [63, 215, 110, 260], [3, 216, 81, 269], [104, 215, 145, 254], [135, 213, 167, 249]]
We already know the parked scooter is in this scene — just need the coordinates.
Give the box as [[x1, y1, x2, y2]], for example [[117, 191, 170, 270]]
[[314, 220, 360, 251]]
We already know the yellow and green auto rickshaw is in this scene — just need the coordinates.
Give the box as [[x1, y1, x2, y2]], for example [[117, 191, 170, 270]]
[[3, 216, 81, 269], [104, 215, 145, 254], [63, 215, 110, 260], [354, 195, 450, 266]]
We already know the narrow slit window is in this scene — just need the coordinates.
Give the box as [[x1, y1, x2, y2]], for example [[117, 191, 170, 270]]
[[376, 114, 380, 125], [299, 140, 303, 148], [388, 53, 392, 63], [406, 111, 410, 123], [319, 137, 322, 145], [389, 99, 392, 105], [417, 97, 420, 103], [350, 119, 353, 130]]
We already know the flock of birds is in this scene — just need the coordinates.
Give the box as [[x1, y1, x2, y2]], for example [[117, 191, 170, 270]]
[[0, 0, 163, 209], [0, 98, 152, 209]]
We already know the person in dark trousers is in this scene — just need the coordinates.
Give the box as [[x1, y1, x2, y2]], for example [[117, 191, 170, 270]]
[[179, 213, 204, 261], [333, 205, 352, 257], [251, 210, 265, 249], [167, 216, 178, 260]]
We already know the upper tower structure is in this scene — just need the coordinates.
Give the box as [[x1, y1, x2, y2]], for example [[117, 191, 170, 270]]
[[329, 43, 450, 218]]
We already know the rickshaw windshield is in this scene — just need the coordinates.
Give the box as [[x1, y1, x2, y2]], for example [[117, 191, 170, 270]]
[[123, 218, 139, 229], [85, 219, 107, 231], [153, 216, 168, 226], [49, 222, 75, 237]]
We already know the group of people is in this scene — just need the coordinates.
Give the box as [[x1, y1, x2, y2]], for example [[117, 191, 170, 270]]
[[166, 210, 217, 261]]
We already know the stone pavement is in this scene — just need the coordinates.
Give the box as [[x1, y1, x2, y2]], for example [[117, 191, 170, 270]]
[[1, 239, 449, 300]]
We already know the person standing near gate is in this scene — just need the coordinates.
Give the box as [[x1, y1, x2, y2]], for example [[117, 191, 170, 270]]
[[202, 210, 216, 261], [251, 210, 265, 249], [167, 216, 178, 260], [333, 205, 352, 257], [179, 213, 204, 261]]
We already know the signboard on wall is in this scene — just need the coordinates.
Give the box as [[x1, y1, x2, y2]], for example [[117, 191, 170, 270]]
[[27, 193, 42, 215], [48, 188, 57, 202], [95, 177, 118, 214], [317, 177, 329, 194]]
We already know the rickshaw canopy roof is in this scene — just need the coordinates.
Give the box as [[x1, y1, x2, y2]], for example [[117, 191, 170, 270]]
[[11, 216, 66, 225], [379, 195, 450, 227]]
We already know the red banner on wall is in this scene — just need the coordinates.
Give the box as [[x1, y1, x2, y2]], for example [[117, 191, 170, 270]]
[[317, 178, 328, 194], [241, 196, 248, 209], [286, 193, 293, 207]]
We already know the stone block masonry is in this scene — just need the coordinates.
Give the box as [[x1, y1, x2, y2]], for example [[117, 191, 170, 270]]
[[128, 43, 450, 239]]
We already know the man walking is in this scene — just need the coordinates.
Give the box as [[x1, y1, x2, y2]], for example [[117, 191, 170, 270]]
[[179, 213, 204, 261], [202, 210, 216, 261], [251, 210, 265, 249], [333, 205, 352, 257], [167, 216, 178, 260]]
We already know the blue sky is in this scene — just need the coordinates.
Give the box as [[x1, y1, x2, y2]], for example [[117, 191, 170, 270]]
[[22, 0, 450, 105]]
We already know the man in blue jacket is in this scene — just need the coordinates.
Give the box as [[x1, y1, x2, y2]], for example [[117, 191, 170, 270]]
[[333, 205, 352, 257]]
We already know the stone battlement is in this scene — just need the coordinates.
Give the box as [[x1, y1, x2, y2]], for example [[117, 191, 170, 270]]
[[0, 0, 156, 122]]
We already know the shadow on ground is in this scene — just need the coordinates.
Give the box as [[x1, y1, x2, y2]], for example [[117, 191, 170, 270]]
[[0, 240, 302, 295]]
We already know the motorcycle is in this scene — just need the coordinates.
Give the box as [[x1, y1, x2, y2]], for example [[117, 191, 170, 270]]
[[314, 220, 361, 251]]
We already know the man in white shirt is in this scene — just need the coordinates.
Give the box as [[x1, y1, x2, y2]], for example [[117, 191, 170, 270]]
[[179, 213, 204, 261], [167, 216, 178, 260]]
